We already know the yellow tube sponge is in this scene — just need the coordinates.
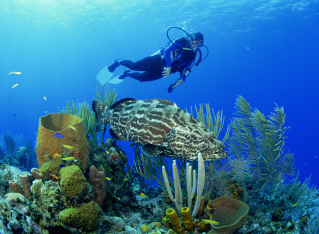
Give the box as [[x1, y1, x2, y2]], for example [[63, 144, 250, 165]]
[[163, 215, 173, 230], [181, 207, 195, 232], [196, 196, 205, 218], [166, 208, 185, 234]]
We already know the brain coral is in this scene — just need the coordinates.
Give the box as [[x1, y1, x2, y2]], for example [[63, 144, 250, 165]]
[[59, 165, 87, 200], [58, 201, 102, 232]]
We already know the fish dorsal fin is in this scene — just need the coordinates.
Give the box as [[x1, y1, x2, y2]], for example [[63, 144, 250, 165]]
[[142, 98, 178, 107], [109, 98, 137, 110]]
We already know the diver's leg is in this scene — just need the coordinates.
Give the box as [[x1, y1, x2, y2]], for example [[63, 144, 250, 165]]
[[118, 70, 162, 82], [129, 71, 163, 82], [108, 59, 121, 72], [121, 55, 163, 71]]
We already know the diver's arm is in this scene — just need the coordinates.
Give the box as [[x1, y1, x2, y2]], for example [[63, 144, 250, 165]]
[[168, 76, 186, 93], [167, 66, 191, 93]]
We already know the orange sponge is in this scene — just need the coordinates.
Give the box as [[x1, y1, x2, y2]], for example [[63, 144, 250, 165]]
[[36, 113, 91, 173]]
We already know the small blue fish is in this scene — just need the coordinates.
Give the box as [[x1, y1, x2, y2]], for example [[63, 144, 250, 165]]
[[52, 133, 63, 138], [59, 165, 65, 168], [99, 149, 106, 153]]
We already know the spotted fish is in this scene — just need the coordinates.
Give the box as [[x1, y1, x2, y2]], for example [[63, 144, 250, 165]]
[[92, 98, 227, 161]]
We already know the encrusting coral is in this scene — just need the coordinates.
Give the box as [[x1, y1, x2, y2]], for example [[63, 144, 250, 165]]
[[5, 193, 28, 204]]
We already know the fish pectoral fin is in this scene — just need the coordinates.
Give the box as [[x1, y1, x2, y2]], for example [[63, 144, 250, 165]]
[[141, 144, 163, 157], [109, 128, 127, 141]]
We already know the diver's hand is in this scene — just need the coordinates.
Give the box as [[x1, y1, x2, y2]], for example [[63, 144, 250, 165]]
[[168, 79, 184, 93], [162, 67, 171, 78]]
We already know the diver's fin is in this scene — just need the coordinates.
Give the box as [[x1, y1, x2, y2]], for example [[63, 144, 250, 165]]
[[96, 66, 114, 85], [96, 60, 121, 85], [92, 100, 107, 124], [108, 98, 137, 110], [108, 75, 125, 85], [109, 127, 127, 141], [141, 144, 163, 157]]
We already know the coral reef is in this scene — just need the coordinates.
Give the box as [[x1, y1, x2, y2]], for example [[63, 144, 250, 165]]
[[2, 95, 319, 234], [36, 113, 91, 173]]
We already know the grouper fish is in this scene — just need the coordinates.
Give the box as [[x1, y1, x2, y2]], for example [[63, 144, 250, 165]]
[[92, 98, 228, 161]]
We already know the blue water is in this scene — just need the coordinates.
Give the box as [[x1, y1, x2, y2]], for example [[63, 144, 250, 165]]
[[0, 0, 318, 185]]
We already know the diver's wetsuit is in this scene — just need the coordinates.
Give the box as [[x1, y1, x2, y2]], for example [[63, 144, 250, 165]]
[[120, 37, 197, 82]]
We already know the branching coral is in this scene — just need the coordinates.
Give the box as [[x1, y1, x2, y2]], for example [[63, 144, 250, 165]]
[[95, 84, 118, 143], [187, 103, 230, 143], [226, 96, 295, 194]]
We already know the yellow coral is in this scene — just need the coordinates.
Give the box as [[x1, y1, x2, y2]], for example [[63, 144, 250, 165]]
[[140, 224, 151, 233]]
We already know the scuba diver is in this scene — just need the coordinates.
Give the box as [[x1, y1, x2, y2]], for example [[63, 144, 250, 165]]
[[96, 28, 208, 93]]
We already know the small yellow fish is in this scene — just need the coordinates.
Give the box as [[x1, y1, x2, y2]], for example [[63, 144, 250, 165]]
[[8, 72, 21, 75], [140, 193, 147, 198], [106, 177, 112, 181], [292, 203, 298, 207], [44, 97, 47, 101], [63, 145, 74, 150], [202, 219, 220, 225], [12, 84, 19, 88], [69, 125, 76, 131], [106, 150, 109, 154], [62, 157, 75, 160]]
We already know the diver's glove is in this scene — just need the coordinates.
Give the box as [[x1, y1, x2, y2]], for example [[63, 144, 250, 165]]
[[168, 78, 185, 93]]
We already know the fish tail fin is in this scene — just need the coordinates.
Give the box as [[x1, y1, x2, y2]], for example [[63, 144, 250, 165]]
[[92, 100, 109, 124]]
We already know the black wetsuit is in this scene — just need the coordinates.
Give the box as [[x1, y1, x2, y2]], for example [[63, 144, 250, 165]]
[[120, 38, 197, 82]]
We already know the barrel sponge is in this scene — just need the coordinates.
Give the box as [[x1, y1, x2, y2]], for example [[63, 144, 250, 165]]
[[36, 113, 91, 173], [59, 165, 87, 200], [207, 197, 249, 234], [58, 201, 102, 232], [40, 157, 63, 180]]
